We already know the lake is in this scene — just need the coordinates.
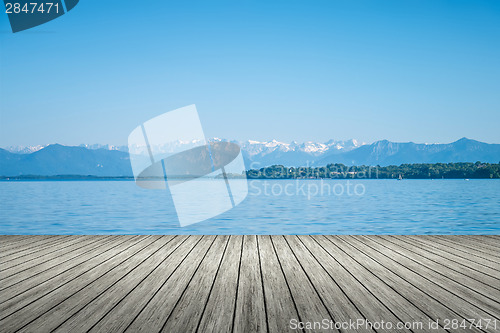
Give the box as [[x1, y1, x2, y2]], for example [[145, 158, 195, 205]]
[[0, 179, 499, 234]]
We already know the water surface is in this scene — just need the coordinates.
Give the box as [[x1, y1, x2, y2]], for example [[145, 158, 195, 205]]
[[0, 179, 498, 234]]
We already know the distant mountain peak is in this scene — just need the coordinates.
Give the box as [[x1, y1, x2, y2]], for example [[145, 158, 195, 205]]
[[454, 137, 479, 144], [2, 138, 499, 176]]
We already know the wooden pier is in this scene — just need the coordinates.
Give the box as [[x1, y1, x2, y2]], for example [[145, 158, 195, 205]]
[[0, 235, 499, 332]]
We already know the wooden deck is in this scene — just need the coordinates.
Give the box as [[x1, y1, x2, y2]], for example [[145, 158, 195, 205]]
[[0, 235, 499, 333]]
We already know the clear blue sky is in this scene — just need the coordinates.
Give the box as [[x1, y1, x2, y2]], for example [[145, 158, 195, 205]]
[[1, 0, 499, 146]]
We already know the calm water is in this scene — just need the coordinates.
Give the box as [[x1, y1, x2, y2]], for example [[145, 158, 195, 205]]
[[0, 179, 499, 234]]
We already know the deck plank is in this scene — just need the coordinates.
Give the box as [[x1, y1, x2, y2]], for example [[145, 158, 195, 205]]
[[462, 236, 500, 248], [0, 235, 40, 248], [14, 236, 170, 333], [53, 236, 188, 333], [407, 236, 500, 270], [329, 236, 484, 333], [87, 235, 202, 333], [0, 236, 78, 262], [0, 236, 142, 320], [196, 235, 243, 333], [285, 235, 372, 333], [272, 235, 335, 333], [343, 236, 499, 330], [448, 235, 500, 253], [124, 235, 215, 333], [0, 235, 70, 259], [365, 236, 500, 315], [0, 235, 498, 333], [233, 235, 268, 333], [0, 236, 115, 289], [427, 236, 500, 262], [0, 235, 89, 272], [306, 235, 439, 333], [0, 236, 161, 332], [257, 235, 299, 333], [389, 236, 500, 288], [161, 235, 230, 333]]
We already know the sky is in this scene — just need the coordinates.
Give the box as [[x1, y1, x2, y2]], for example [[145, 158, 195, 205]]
[[1, 0, 499, 147]]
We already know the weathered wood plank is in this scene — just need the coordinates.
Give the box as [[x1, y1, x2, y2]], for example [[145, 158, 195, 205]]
[[161, 235, 230, 333], [390, 236, 500, 288], [0, 235, 39, 248], [285, 235, 372, 333], [306, 235, 434, 333], [343, 236, 499, 330], [257, 235, 299, 333], [272, 235, 335, 333], [0, 235, 88, 272], [14, 236, 170, 333], [233, 235, 268, 333], [365, 236, 500, 315], [406, 236, 500, 271], [462, 236, 500, 248], [0, 235, 70, 259], [124, 235, 215, 333], [449, 235, 500, 253], [328, 236, 483, 333], [0, 236, 142, 320], [0, 236, 161, 332], [0, 235, 498, 333], [87, 235, 202, 333], [53, 236, 188, 333], [428, 236, 500, 262], [197, 235, 242, 333], [0, 236, 115, 289]]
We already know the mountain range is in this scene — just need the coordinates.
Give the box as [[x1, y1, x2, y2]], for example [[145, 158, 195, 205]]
[[0, 145, 132, 177], [1, 138, 499, 177]]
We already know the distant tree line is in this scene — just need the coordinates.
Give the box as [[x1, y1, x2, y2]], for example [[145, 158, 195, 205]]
[[246, 162, 500, 179]]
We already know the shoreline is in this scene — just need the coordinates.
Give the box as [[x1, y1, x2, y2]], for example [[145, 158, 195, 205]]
[[1, 176, 499, 181]]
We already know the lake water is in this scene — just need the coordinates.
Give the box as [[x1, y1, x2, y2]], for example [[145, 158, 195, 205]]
[[1, 179, 499, 234]]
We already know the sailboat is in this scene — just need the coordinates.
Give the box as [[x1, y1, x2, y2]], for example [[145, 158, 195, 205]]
[[397, 174, 403, 181]]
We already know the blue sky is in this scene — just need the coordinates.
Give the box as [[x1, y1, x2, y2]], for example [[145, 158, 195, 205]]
[[1, 0, 499, 146]]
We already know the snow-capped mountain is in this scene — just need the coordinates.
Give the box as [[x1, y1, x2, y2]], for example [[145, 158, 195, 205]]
[[78, 144, 128, 152], [230, 138, 362, 156], [2, 138, 499, 176], [231, 139, 364, 167], [5, 139, 364, 157], [2, 139, 365, 169], [5, 145, 48, 154]]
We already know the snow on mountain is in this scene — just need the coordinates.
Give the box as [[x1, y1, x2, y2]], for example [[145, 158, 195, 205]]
[[129, 139, 206, 157], [5, 139, 363, 155], [5, 145, 49, 154], [2, 138, 499, 176], [78, 144, 129, 152], [238, 139, 292, 156], [3, 139, 366, 168], [236, 139, 364, 157]]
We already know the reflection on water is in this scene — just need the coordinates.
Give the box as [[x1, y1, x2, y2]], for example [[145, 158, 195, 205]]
[[0, 179, 499, 234]]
